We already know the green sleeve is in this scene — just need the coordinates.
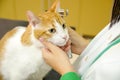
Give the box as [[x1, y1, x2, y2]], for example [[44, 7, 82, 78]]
[[60, 72, 81, 80]]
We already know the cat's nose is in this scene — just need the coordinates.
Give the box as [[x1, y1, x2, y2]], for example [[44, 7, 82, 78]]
[[63, 36, 67, 40]]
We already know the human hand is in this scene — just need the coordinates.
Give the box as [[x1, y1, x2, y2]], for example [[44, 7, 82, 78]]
[[68, 27, 89, 55], [59, 39, 71, 53], [40, 38, 75, 75]]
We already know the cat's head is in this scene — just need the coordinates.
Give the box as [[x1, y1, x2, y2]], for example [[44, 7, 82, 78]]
[[27, 0, 69, 47]]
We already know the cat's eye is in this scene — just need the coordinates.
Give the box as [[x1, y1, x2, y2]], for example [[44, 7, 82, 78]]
[[48, 28, 56, 33], [62, 24, 66, 29]]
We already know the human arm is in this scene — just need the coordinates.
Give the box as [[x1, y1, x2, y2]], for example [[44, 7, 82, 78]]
[[40, 39, 80, 80], [68, 27, 89, 55], [40, 28, 89, 79], [41, 39, 75, 75]]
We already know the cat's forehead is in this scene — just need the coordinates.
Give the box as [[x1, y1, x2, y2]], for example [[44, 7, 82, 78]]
[[38, 12, 65, 27]]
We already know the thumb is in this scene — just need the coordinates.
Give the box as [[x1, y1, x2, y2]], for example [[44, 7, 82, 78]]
[[40, 38, 60, 53], [41, 47, 52, 58]]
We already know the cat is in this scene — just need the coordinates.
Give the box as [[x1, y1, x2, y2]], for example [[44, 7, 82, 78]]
[[0, 0, 71, 80]]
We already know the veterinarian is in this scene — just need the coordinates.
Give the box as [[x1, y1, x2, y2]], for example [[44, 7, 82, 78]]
[[41, 0, 120, 80]]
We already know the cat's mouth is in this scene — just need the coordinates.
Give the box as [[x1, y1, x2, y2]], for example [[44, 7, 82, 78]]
[[56, 38, 69, 47], [47, 37, 68, 47], [57, 40, 69, 48], [55, 41, 67, 47]]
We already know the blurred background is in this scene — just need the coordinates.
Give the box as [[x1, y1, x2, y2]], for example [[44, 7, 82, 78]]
[[0, 0, 113, 36]]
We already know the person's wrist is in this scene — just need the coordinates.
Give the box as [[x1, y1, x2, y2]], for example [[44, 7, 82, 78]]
[[60, 66, 75, 75], [61, 70, 75, 75]]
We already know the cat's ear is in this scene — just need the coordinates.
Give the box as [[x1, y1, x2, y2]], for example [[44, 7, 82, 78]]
[[48, 0, 60, 12], [26, 10, 40, 27]]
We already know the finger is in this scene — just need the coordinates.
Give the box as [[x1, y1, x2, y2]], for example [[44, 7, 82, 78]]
[[65, 40, 71, 48], [60, 40, 71, 49], [40, 38, 61, 53], [60, 46, 65, 50], [64, 45, 71, 53], [41, 47, 53, 59], [41, 48, 49, 55], [67, 39, 72, 45]]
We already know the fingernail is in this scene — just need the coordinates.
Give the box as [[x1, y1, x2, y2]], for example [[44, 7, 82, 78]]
[[39, 38, 44, 42]]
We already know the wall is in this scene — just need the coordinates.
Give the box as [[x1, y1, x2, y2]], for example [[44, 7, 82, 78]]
[[60, 0, 113, 35], [0, 0, 113, 35], [0, 0, 42, 20]]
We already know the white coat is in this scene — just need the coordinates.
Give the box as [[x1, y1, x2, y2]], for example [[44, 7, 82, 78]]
[[74, 21, 120, 80]]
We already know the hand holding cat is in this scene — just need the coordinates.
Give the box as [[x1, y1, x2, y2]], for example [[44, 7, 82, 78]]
[[40, 38, 75, 75], [59, 39, 71, 53], [68, 27, 89, 54]]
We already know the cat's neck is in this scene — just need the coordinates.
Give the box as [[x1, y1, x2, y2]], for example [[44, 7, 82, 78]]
[[21, 25, 33, 46]]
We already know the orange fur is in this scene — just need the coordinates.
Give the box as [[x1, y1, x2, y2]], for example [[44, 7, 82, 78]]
[[39, 11, 65, 26], [34, 29, 49, 40], [21, 25, 32, 45], [0, 0, 64, 65], [0, 28, 17, 59], [0, 0, 67, 79], [33, 10, 65, 40], [0, 28, 17, 80], [48, 0, 60, 12]]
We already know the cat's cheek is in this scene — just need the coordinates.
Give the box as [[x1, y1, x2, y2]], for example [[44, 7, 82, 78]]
[[54, 41, 66, 47], [47, 38, 64, 46], [56, 42, 66, 46]]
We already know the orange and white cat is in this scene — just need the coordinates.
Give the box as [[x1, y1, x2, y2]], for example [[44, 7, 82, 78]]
[[0, 0, 71, 80]]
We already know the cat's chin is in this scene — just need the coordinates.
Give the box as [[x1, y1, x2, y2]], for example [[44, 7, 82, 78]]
[[47, 39, 67, 47], [56, 42, 66, 47]]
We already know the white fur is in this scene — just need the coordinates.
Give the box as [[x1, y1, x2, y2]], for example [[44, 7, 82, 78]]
[[1, 26, 51, 80]]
